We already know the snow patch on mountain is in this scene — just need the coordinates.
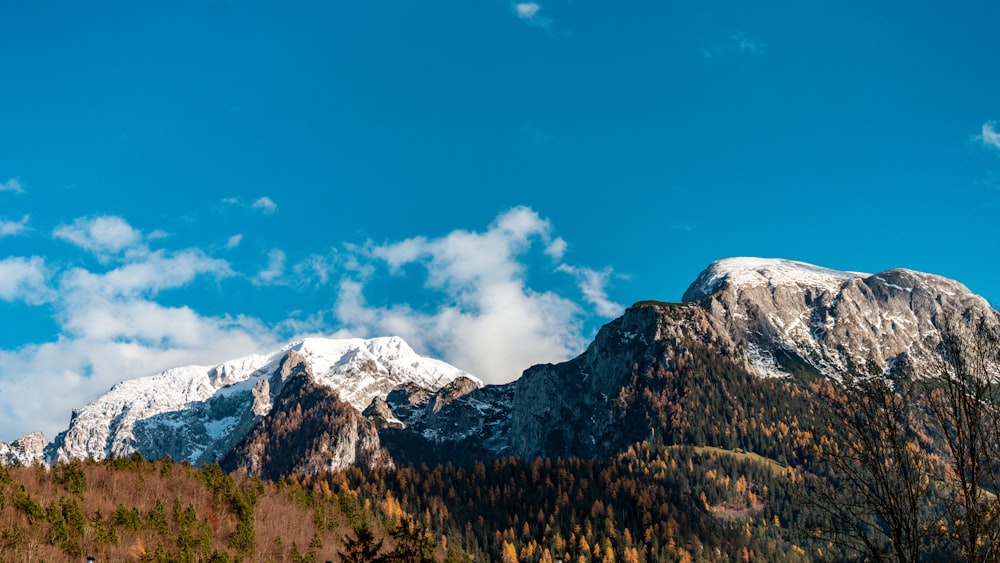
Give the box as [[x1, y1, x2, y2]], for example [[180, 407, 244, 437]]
[[745, 342, 786, 379]]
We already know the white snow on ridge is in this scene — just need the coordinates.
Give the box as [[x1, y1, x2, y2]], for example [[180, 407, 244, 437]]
[[49, 335, 479, 463], [49, 349, 287, 462], [296, 336, 481, 411], [695, 257, 868, 297]]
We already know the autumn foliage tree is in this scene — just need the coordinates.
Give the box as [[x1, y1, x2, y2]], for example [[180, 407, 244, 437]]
[[808, 375, 940, 561], [813, 312, 1000, 562], [925, 316, 1000, 562]]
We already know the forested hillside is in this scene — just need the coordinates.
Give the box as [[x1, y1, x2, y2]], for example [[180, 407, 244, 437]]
[[0, 456, 399, 562], [0, 441, 842, 562]]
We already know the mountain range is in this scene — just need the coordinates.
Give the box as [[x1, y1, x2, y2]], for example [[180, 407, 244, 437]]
[[2, 257, 996, 476]]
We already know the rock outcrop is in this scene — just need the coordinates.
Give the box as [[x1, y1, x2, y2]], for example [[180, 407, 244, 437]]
[[222, 360, 390, 478], [0, 432, 47, 466]]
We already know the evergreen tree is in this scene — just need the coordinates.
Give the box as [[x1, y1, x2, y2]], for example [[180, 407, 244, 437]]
[[339, 522, 387, 563]]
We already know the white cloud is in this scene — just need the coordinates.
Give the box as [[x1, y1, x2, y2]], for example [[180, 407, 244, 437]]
[[293, 253, 336, 286], [221, 196, 278, 215], [53, 215, 144, 260], [375, 236, 429, 272], [515, 2, 540, 18], [255, 249, 287, 285], [373, 206, 561, 290], [336, 206, 588, 384], [545, 237, 567, 260], [59, 250, 231, 301], [0, 256, 52, 305], [335, 278, 381, 331], [226, 234, 243, 249], [59, 297, 242, 347], [0, 178, 24, 193], [557, 264, 625, 318], [513, 2, 552, 29], [147, 229, 169, 241], [0, 215, 29, 237], [252, 196, 279, 214], [979, 121, 1000, 152], [0, 236, 275, 439]]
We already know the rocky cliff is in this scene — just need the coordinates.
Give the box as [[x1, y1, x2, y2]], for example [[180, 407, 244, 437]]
[[221, 358, 389, 478], [0, 432, 46, 466]]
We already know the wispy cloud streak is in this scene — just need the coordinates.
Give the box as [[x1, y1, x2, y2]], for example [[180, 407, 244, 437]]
[[0, 178, 24, 193], [0, 215, 29, 237]]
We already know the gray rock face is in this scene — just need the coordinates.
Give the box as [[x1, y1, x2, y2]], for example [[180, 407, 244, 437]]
[[364, 397, 406, 429], [251, 377, 272, 416], [0, 432, 47, 466], [223, 360, 391, 478], [361, 375, 513, 461], [425, 376, 482, 415], [509, 301, 733, 460], [412, 382, 513, 450], [682, 258, 997, 380], [370, 381, 515, 464]]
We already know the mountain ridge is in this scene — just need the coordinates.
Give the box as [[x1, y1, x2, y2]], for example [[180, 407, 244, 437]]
[[684, 257, 993, 381], [3, 257, 996, 475]]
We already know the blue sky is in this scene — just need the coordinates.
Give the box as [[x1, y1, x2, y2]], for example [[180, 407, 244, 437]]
[[1, 1, 999, 440]]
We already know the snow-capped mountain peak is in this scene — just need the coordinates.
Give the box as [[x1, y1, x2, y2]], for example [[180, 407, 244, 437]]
[[293, 335, 481, 411], [43, 335, 477, 465], [682, 257, 995, 381], [682, 257, 867, 302]]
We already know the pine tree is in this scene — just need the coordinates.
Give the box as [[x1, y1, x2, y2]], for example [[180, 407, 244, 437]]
[[339, 522, 386, 563]]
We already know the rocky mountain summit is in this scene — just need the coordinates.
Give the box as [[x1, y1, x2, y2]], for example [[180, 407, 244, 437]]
[[506, 257, 997, 460], [23, 336, 476, 469], [683, 257, 994, 379], [2, 257, 995, 475]]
